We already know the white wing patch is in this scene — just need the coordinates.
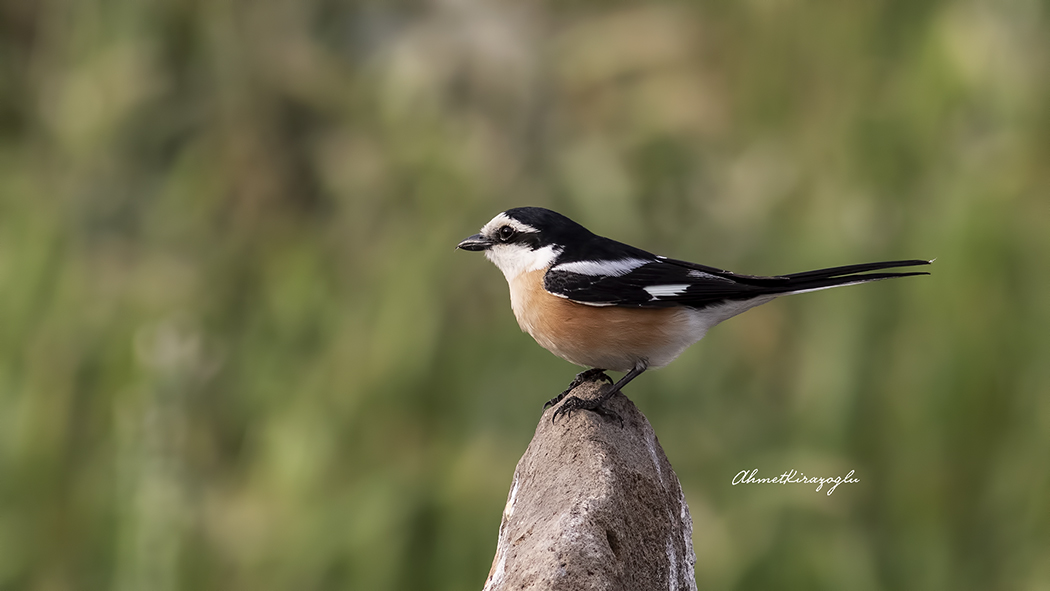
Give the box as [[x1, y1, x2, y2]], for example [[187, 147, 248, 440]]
[[644, 284, 690, 298], [551, 258, 650, 277]]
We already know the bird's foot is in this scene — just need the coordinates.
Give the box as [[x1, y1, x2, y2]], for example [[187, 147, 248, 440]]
[[551, 394, 623, 427], [543, 368, 613, 409]]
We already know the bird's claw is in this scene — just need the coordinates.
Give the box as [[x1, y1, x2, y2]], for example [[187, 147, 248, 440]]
[[550, 395, 624, 427], [542, 368, 612, 410]]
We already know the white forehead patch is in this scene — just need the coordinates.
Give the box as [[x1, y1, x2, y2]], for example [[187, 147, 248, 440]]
[[551, 258, 650, 277], [480, 212, 539, 237]]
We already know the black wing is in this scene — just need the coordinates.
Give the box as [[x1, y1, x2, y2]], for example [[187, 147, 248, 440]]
[[543, 256, 931, 309]]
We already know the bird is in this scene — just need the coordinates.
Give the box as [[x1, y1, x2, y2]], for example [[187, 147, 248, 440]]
[[457, 207, 930, 424]]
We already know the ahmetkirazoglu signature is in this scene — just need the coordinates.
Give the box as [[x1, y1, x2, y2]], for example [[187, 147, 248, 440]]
[[732, 469, 859, 495]]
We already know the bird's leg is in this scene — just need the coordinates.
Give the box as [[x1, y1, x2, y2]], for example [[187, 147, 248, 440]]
[[551, 365, 647, 427], [543, 368, 613, 410]]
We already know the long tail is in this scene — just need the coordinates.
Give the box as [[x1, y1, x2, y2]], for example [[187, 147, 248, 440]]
[[772, 259, 932, 295], [660, 257, 932, 307]]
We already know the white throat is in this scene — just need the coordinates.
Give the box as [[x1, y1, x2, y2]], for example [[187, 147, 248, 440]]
[[485, 244, 562, 282]]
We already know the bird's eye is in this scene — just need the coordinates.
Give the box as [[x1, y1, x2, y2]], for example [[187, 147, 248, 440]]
[[497, 225, 516, 242]]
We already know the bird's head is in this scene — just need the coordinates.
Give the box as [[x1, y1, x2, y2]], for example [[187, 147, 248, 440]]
[[457, 207, 587, 281]]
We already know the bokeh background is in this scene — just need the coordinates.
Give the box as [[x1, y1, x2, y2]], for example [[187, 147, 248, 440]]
[[2, 0, 1049, 589]]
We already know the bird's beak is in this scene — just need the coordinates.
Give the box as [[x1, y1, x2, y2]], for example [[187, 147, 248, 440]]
[[457, 233, 493, 251]]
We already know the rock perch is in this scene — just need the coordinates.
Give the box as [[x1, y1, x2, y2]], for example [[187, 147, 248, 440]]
[[483, 377, 697, 591]]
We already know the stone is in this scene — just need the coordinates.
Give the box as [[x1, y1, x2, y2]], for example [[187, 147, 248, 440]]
[[483, 376, 697, 591]]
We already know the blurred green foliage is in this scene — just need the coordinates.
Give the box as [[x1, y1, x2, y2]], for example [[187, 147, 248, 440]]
[[1, 0, 1049, 589]]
